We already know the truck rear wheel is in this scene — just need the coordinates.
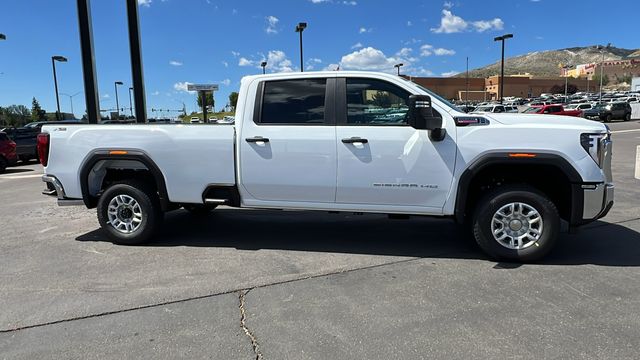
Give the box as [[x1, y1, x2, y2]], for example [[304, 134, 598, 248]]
[[97, 180, 163, 245], [472, 185, 559, 262]]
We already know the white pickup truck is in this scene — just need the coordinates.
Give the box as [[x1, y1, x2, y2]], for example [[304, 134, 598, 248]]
[[39, 71, 614, 262]]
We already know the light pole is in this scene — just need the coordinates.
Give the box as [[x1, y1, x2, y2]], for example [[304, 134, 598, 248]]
[[394, 63, 404, 76], [60, 91, 82, 118], [128, 87, 134, 117], [51, 55, 68, 120], [114, 81, 123, 119], [562, 65, 571, 102], [261, 61, 267, 74], [493, 33, 513, 103], [295, 22, 307, 72], [596, 44, 609, 103], [0, 34, 6, 40], [465, 56, 469, 107]]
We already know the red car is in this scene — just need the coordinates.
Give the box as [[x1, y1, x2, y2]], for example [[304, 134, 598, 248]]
[[523, 104, 583, 117], [0, 131, 18, 173]]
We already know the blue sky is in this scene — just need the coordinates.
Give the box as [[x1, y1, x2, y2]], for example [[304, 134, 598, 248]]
[[1, 0, 638, 118]]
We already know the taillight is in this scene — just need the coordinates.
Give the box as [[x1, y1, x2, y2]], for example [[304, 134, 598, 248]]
[[37, 133, 50, 166], [8, 140, 16, 149]]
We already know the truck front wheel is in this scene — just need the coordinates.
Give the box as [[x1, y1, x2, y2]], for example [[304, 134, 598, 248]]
[[97, 180, 163, 245], [472, 186, 559, 262]]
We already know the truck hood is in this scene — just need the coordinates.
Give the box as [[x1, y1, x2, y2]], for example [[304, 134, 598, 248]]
[[482, 113, 607, 132]]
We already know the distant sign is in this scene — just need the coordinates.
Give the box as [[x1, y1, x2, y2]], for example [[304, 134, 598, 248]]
[[187, 84, 219, 92]]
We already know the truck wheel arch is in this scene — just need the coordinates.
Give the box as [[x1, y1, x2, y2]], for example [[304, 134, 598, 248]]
[[79, 150, 170, 210], [454, 152, 583, 224]]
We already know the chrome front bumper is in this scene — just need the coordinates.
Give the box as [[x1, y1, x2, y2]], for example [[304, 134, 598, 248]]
[[582, 183, 614, 220], [42, 175, 84, 206]]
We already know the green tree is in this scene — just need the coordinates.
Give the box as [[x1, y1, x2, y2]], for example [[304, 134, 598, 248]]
[[0, 105, 31, 127], [31, 97, 47, 121], [196, 92, 214, 109], [229, 92, 239, 109]]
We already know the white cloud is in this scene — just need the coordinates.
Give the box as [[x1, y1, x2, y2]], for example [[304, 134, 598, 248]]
[[333, 47, 414, 74], [420, 44, 456, 56], [138, 0, 152, 7], [222, 61, 229, 67], [407, 20, 413, 27], [420, 44, 433, 56], [305, 58, 323, 70], [431, 10, 467, 33], [351, 42, 363, 49], [221, 79, 231, 86], [310, 0, 357, 4], [415, 67, 434, 76], [152, 90, 160, 96], [441, 70, 459, 77], [443, 1, 453, 9], [359, 27, 372, 34], [265, 50, 294, 72], [238, 57, 254, 66], [471, 18, 504, 32], [174, 81, 195, 93], [434, 48, 456, 56], [431, 9, 504, 33], [265, 16, 279, 34], [396, 47, 413, 58], [102, 93, 110, 99], [231, 51, 240, 57], [169, 60, 183, 66]]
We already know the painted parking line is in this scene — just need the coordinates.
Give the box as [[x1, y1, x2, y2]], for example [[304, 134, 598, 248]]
[[636, 145, 640, 180], [0, 174, 43, 180], [611, 129, 640, 134]]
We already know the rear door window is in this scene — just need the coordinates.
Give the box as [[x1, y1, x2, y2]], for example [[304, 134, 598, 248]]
[[259, 79, 327, 125]]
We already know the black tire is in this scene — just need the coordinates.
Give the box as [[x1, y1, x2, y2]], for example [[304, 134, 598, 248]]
[[0, 157, 6, 174], [472, 185, 560, 262], [97, 180, 163, 245], [624, 113, 631, 122], [604, 114, 612, 123], [183, 204, 217, 215], [19, 155, 31, 163]]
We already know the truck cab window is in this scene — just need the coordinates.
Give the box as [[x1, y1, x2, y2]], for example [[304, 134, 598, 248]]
[[345, 78, 411, 125], [260, 79, 326, 124]]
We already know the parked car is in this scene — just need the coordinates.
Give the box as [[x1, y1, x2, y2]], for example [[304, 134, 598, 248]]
[[522, 104, 583, 117], [458, 105, 476, 113], [23, 119, 85, 132], [583, 102, 632, 122], [217, 116, 235, 124], [472, 104, 507, 113], [190, 117, 202, 124], [565, 103, 593, 111], [0, 132, 18, 173]]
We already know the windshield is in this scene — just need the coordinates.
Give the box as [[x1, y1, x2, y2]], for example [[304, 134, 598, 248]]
[[523, 107, 542, 113], [404, 79, 462, 112]]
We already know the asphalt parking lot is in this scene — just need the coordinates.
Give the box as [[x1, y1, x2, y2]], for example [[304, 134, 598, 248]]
[[1, 121, 640, 359]]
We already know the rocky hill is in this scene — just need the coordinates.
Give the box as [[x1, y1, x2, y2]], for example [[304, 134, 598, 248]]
[[457, 45, 639, 78]]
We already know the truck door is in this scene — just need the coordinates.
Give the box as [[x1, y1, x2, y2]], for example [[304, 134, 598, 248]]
[[334, 77, 457, 210], [239, 77, 337, 203]]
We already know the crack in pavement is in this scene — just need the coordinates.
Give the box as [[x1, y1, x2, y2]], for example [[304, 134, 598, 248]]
[[239, 289, 263, 360], [0, 256, 424, 334]]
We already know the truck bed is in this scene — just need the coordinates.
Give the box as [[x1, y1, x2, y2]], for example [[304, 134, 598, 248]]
[[43, 124, 236, 203]]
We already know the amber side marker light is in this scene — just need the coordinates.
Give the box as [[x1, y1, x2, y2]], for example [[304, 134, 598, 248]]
[[109, 150, 129, 155], [508, 153, 537, 158]]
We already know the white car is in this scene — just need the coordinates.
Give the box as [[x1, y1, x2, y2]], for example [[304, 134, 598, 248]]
[[39, 71, 613, 262], [565, 103, 593, 111], [190, 117, 202, 124], [472, 104, 507, 113]]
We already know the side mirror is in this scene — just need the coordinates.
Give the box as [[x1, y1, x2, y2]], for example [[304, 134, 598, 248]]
[[408, 95, 446, 141], [408, 95, 442, 130]]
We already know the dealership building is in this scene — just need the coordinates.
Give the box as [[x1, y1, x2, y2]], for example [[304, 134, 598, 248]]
[[408, 75, 592, 101]]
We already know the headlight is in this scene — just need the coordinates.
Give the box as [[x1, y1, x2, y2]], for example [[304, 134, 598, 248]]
[[580, 132, 610, 167]]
